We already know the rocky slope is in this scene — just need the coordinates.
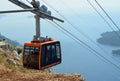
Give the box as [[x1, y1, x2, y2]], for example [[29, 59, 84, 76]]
[[0, 70, 84, 81], [0, 45, 85, 81]]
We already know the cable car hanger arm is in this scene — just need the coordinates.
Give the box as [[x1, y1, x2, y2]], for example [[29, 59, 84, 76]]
[[0, 9, 36, 14], [6, 0, 64, 40], [0, 9, 64, 23], [37, 11, 64, 22], [8, 0, 64, 23]]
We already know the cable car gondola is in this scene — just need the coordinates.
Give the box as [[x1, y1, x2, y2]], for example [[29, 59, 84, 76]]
[[23, 37, 62, 69], [0, 0, 64, 70]]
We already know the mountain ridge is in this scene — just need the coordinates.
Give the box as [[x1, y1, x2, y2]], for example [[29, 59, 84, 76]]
[[0, 33, 22, 47]]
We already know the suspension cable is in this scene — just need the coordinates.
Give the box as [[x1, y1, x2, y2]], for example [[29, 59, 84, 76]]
[[45, 19, 88, 49], [86, 0, 120, 63], [46, 19, 107, 63], [41, 0, 120, 72], [52, 21, 120, 72], [59, 0, 120, 64], [42, 0, 120, 65], [46, 20, 100, 53], [95, 0, 120, 31], [86, 0, 120, 38], [41, 0, 109, 56]]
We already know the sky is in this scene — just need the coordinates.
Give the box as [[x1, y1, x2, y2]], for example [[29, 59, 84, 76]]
[[1, 1, 120, 80], [0, 0, 120, 44]]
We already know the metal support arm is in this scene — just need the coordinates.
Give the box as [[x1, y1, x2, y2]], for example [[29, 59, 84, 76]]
[[5, 0, 64, 41], [8, 0, 64, 22], [0, 9, 35, 14]]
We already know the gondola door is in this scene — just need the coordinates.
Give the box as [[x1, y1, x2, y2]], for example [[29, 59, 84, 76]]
[[40, 41, 61, 69]]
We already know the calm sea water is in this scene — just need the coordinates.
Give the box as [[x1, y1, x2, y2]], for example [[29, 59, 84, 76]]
[[53, 41, 120, 81]]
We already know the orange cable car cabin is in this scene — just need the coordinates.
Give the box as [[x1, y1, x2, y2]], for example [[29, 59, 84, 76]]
[[0, 0, 64, 70], [23, 37, 62, 70]]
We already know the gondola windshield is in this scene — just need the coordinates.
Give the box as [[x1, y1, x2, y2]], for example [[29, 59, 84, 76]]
[[41, 42, 61, 67]]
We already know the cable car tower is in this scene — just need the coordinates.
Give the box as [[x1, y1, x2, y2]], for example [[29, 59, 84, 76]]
[[0, 0, 64, 69]]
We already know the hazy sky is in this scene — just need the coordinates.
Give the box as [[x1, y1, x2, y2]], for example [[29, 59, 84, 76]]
[[0, 0, 120, 44], [0, 0, 120, 11]]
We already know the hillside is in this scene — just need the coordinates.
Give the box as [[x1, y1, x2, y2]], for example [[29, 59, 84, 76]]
[[0, 44, 85, 81]]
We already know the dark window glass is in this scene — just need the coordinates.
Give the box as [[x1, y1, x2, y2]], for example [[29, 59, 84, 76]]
[[56, 44, 61, 59], [41, 42, 61, 67], [41, 45, 46, 66], [23, 46, 39, 69]]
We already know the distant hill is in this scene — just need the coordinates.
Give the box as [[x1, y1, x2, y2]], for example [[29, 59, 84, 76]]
[[97, 31, 120, 46], [112, 49, 120, 55], [0, 33, 22, 47]]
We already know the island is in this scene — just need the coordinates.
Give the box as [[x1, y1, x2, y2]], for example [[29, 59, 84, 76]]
[[97, 31, 120, 46], [97, 31, 120, 55]]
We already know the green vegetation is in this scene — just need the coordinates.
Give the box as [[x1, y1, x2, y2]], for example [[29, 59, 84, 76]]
[[17, 48, 22, 54]]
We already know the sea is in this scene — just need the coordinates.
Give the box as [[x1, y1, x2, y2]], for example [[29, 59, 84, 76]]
[[53, 41, 120, 81]]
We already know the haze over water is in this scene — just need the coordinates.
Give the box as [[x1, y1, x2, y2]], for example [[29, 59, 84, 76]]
[[0, 0, 120, 81]]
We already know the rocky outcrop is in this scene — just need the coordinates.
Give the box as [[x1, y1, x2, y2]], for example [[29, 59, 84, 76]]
[[6, 58, 16, 66], [13, 50, 19, 57], [14, 56, 21, 61], [13, 50, 21, 61]]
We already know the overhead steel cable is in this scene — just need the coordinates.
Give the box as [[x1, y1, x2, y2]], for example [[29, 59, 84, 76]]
[[58, 0, 120, 65], [45, 19, 89, 50], [41, 0, 120, 65], [46, 19, 108, 63], [41, 0, 110, 56], [52, 21, 120, 72], [86, 0, 120, 39], [86, 0, 120, 63], [46, 20, 101, 53], [33, 0, 120, 72], [95, 0, 120, 31]]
